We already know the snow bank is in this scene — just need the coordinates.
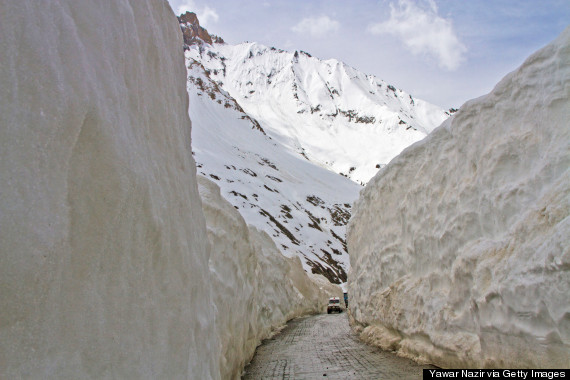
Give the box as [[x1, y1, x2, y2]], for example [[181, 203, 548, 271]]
[[0, 1, 219, 378], [348, 28, 570, 368], [198, 176, 342, 379]]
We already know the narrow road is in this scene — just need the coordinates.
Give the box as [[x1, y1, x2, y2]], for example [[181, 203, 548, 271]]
[[242, 313, 434, 379]]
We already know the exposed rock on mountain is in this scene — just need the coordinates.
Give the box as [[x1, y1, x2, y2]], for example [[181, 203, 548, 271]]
[[348, 27, 570, 368], [182, 23, 362, 285], [179, 11, 224, 48], [179, 11, 213, 45]]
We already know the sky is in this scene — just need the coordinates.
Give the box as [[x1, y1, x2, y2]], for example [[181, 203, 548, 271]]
[[167, 0, 570, 109]]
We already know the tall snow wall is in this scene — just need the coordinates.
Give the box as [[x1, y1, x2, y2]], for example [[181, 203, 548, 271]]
[[0, 1, 219, 378], [198, 176, 342, 380], [348, 28, 570, 368]]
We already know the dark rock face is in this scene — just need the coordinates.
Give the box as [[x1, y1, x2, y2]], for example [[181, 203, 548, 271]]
[[178, 11, 213, 47]]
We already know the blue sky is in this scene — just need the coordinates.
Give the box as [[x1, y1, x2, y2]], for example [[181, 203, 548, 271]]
[[167, 0, 570, 109]]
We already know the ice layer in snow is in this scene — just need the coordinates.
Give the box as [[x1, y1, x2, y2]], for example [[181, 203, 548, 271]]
[[348, 27, 570, 368]]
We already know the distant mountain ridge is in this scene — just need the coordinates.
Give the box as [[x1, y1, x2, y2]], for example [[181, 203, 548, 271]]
[[177, 12, 449, 284], [178, 12, 451, 184]]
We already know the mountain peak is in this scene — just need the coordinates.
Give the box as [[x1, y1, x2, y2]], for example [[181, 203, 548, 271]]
[[178, 12, 225, 47]]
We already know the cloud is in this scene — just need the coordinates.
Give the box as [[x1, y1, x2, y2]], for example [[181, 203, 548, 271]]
[[200, 6, 219, 26], [368, 0, 466, 70], [175, 1, 218, 27], [292, 15, 340, 38], [175, 0, 195, 15]]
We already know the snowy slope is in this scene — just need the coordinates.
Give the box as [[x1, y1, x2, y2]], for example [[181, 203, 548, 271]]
[[347, 27, 570, 368], [187, 58, 360, 284], [179, 13, 448, 284], [188, 40, 450, 184]]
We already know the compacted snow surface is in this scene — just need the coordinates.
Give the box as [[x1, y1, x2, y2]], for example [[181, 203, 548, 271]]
[[348, 28, 570, 368], [0, 0, 218, 378]]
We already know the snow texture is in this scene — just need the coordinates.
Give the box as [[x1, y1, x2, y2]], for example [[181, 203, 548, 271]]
[[186, 55, 361, 285], [187, 41, 449, 185], [199, 176, 342, 379], [182, 20, 449, 286], [348, 28, 570, 368], [0, 1, 218, 378], [0, 2, 343, 378]]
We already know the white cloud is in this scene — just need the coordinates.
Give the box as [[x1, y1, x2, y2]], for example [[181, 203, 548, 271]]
[[368, 0, 466, 70], [200, 6, 219, 26], [176, 0, 195, 15], [292, 15, 340, 38], [175, 1, 218, 27]]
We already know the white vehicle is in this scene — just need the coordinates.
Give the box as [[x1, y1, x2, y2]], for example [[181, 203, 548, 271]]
[[327, 297, 342, 314]]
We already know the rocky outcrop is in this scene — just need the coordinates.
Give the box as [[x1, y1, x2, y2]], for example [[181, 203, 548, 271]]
[[0, 1, 218, 378], [178, 11, 218, 47], [348, 28, 570, 368], [198, 176, 342, 379]]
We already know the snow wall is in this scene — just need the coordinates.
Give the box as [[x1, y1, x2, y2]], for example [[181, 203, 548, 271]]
[[348, 28, 570, 368], [0, 0, 219, 378], [0, 1, 341, 378], [198, 176, 342, 380]]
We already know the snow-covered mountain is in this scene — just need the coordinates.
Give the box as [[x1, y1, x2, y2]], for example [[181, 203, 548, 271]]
[[186, 54, 359, 284], [182, 18, 451, 185], [179, 12, 449, 284]]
